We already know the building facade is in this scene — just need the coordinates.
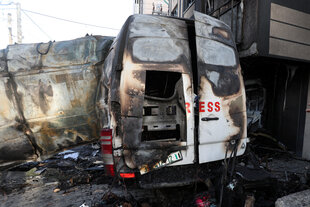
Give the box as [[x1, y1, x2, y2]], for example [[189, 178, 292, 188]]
[[134, 0, 169, 15]]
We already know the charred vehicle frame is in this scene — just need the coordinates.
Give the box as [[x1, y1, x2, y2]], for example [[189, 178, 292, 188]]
[[98, 12, 248, 188]]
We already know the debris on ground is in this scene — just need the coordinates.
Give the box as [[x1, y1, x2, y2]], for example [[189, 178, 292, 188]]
[[242, 132, 310, 206], [1, 142, 111, 193], [0, 137, 309, 207], [97, 192, 139, 207], [0, 142, 157, 207], [195, 192, 216, 207]]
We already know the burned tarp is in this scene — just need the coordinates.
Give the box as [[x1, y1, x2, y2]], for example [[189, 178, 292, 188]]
[[0, 36, 113, 168]]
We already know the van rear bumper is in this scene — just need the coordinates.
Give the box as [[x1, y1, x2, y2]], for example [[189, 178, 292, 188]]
[[136, 163, 218, 189]]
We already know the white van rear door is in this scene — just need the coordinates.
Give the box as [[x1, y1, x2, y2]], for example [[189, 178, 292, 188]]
[[193, 11, 247, 163]]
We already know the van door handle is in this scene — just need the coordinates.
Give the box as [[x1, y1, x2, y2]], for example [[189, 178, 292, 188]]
[[201, 117, 219, 121]]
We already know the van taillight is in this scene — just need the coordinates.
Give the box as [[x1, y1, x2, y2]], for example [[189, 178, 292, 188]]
[[100, 129, 115, 176], [120, 173, 135, 178]]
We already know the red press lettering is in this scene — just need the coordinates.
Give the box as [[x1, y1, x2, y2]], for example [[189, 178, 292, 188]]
[[185, 101, 221, 113], [215, 102, 220, 112], [199, 102, 205, 112], [185, 102, 191, 113], [207, 102, 213, 112]]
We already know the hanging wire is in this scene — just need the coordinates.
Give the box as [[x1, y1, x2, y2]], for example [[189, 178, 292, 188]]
[[22, 10, 52, 40], [22, 9, 120, 31]]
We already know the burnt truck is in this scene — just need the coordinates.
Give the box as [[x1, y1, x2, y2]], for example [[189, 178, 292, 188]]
[[0, 36, 114, 169], [98, 11, 247, 187]]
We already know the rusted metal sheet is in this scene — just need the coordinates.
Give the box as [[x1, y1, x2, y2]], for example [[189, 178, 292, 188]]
[[0, 36, 113, 168]]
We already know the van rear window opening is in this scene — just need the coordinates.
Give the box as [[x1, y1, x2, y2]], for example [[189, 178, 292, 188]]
[[142, 71, 185, 142], [145, 71, 181, 98]]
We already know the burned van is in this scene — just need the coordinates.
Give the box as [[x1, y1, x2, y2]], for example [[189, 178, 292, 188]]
[[98, 11, 247, 188]]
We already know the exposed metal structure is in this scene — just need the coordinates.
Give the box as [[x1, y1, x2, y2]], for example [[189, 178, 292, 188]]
[[0, 36, 113, 168]]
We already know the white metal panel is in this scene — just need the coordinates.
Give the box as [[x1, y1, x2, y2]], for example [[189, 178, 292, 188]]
[[171, 73, 195, 166], [193, 11, 247, 163]]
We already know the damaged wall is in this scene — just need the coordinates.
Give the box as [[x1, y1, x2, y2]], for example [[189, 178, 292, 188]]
[[0, 36, 113, 167]]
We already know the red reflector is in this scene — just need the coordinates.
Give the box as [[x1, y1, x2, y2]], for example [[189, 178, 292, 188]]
[[119, 173, 135, 178], [101, 144, 113, 154], [105, 164, 115, 176], [100, 128, 113, 155], [101, 128, 112, 136]]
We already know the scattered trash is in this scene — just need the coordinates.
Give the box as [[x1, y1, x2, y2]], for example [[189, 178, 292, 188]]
[[92, 150, 99, 157], [244, 195, 255, 207], [34, 168, 46, 175], [100, 192, 138, 207], [79, 203, 89, 207], [58, 150, 75, 155], [93, 161, 104, 165], [64, 152, 79, 160], [26, 168, 38, 177], [195, 192, 216, 207], [92, 143, 101, 150], [85, 166, 104, 171], [226, 179, 237, 191], [44, 182, 59, 186], [8, 162, 40, 172], [53, 188, 60, 193]]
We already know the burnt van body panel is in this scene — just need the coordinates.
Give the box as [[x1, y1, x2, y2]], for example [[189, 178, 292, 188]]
[[100, 12, 247, 180], [101, 15, 196, 173]]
